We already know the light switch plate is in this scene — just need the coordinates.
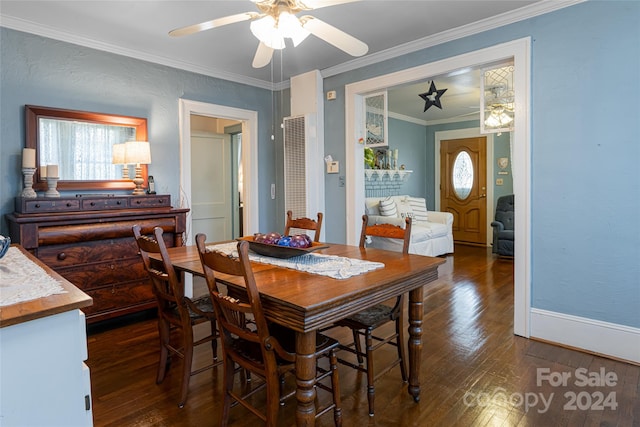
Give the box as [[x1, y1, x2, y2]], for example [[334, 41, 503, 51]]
[[327, 161, 339, 174]]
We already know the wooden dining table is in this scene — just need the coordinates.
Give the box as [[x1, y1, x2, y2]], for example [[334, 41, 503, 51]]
[[152, 242, 445, 426]]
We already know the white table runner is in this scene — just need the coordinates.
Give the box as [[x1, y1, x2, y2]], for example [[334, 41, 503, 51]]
[[0, 247, 67, 307], [207, 242, 384, 279]]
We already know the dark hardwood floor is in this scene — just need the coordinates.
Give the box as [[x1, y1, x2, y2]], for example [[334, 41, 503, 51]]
[[87, 245, 640, 426]]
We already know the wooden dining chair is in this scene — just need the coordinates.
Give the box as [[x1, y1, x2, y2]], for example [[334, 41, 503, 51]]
[[133, 225, 221, 408], [334, 214, 412, 416], [283, 210, 323, 242], [195, 234, 342, 427]]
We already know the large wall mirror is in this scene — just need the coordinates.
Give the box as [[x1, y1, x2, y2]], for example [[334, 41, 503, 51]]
[[26, 105, 148, 191]]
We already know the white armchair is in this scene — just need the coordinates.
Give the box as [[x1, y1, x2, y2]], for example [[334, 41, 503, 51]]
[[364, 195, 453, 257]]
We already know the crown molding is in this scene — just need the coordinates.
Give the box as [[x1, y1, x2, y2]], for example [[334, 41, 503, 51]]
[[388, 111, 428, 126], [321, 0, 585, 79], [389, 109, 481, 127], [1, 0, 583, 91], [0, 15, 275, 90]]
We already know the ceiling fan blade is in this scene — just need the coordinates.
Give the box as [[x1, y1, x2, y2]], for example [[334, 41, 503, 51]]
[[299, 0, 361, 9], [456, 111, 481, 118], [301, 16, 368, 57], [252, 42, 274, 68], [169, 12, 257, 37]]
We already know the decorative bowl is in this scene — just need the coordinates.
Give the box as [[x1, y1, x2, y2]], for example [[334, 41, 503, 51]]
[[0, 235, 10, 259], [238, 236, 329, 259]]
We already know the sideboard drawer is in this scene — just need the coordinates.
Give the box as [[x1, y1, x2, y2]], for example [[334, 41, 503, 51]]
[[81, 197, 128, 211], [19, 199, 81, 213], [81, 279, 155, 317], [56, 257, 147, 290], [37, 238, 139, 267], [38, 218, 177, 245], [130, 195, 170, 208]]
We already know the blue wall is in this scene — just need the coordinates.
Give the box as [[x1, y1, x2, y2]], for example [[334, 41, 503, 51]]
[[527, 2, 639, 328], [0, 28, 280, 235], [492, 132, 514, 200], [322, 1, 640, 328], [388, 117, 427, 199]]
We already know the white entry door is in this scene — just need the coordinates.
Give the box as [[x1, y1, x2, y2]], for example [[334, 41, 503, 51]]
[[191, 131, 232, 242]]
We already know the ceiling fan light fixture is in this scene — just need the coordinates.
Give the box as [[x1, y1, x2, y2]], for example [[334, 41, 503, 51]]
[[250, 11, 310, 50], [484, 107, 513, 128], [250, 15, 285, 49], [279, 11, 310, 46]]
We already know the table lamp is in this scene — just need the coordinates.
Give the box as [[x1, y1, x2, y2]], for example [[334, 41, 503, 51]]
[[111, 143, 129, 179], [124, 141, 151, 195]]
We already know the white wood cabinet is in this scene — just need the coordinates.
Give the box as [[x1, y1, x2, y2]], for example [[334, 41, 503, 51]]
[[0, 246, 93, 426]]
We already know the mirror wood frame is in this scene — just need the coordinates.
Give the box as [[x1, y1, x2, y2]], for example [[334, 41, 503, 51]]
[[26, 105, 148, 191]]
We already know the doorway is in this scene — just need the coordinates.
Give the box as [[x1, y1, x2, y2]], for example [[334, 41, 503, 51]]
[[345, 38, 531, 338], [178, 99, 259, 245], [440, 137, 487, 246]]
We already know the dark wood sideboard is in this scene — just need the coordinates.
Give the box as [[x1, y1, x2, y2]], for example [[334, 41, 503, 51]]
[[6, 195, 188, 323]]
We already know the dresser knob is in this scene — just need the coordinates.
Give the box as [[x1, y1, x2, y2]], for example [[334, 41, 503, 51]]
[[90, 202, 95, 206], [66, 202, 72, 207], [136, 200, 141, 204], [35, 204, 41, 208], [117, 200, 122, 205], [57, 252, 67, 260]]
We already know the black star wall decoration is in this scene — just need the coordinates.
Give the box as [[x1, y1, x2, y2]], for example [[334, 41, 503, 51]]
[[418, 81, 448, 112]]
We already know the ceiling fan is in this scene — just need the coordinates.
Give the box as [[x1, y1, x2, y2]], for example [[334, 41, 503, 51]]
[[169, 0, 368, 68]]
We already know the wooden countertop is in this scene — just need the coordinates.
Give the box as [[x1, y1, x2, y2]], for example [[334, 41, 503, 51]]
[[0, 245, 93, 328]]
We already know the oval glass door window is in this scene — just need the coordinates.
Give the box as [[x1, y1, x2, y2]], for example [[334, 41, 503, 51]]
[[453, 151, 473, 199]]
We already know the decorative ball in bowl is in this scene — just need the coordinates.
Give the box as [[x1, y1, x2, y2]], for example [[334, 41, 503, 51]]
[[239, 233, 329, 259], [0, 235, 10, 259]]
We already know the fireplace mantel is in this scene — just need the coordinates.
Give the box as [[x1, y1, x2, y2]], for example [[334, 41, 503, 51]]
[[364, 169, 413, 182]]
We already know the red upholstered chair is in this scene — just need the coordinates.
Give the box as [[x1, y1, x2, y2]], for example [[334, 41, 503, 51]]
[[334, 214, 412, 416], [133, 225, 220, 408]]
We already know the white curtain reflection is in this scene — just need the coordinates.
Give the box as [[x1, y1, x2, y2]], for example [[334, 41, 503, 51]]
[[39, 119, 136, 180]]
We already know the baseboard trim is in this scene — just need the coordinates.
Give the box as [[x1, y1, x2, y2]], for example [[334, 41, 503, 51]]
[[530, 308, 640, 364]]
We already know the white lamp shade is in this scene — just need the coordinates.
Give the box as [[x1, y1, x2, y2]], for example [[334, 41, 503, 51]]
[[124, 141, 151, 165], [112, 143, 126, 165], [250, 15, 285, 49], [484, 108, 514, 128], [250, 13, 310, 50], [278, 11, 309, 46]]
